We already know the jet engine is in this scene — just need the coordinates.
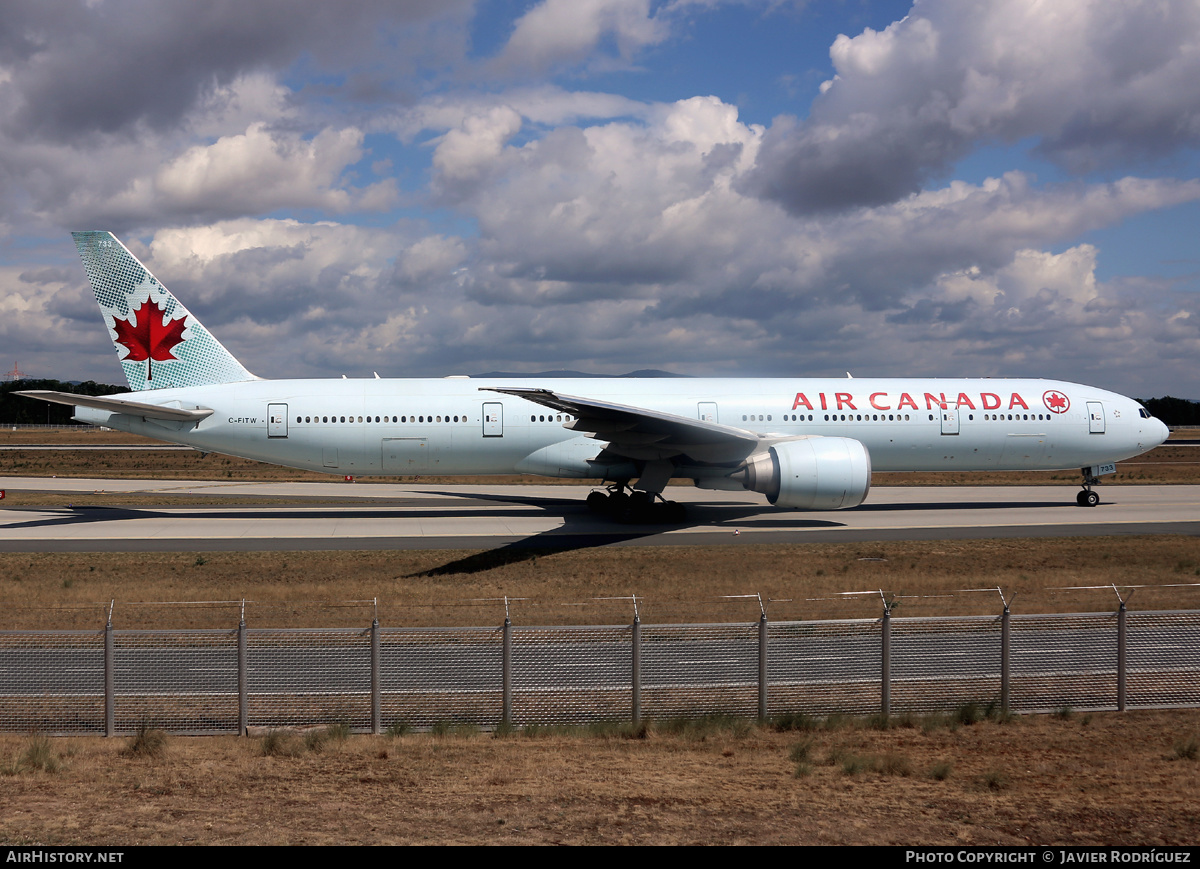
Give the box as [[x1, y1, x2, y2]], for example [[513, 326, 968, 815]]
[[734, 437, 871, 510]]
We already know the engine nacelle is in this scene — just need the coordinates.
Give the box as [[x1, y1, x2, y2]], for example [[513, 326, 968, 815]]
[[736, 437, 871, 510]]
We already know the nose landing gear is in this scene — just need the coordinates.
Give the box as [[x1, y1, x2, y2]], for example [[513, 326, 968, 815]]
[[1077, 468, 1101, 507]]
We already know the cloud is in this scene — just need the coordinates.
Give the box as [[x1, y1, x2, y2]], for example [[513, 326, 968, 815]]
[[432, 107, 525, 187], [745, 0, 1200, 214], [150, 124, 395, 217], [0, 0, 470, 141], [493, 0, 669, 74], [388, 86, 653, 143]]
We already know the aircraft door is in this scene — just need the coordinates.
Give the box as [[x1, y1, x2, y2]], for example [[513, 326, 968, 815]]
[[483, 402, 503, 437], [940, 408, 960, 435], [698, 402, 718, 423], [268, 403, 288, 438], [1088, 401, 1106, 434]]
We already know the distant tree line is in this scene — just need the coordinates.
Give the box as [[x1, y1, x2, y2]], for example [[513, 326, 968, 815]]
[[0, 379, 128, 425], [1139, 396, 1200, 427]]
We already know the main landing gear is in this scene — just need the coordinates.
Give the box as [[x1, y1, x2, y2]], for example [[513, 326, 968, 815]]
[[1076, 468, 1101, 507], [586, 485, 687, 523]]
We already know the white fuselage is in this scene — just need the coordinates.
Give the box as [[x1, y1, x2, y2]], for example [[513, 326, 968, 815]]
[[71, 376, 1168, 484]]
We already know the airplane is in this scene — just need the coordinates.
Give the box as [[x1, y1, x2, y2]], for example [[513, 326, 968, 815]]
[[18, 231, 1170, 521]]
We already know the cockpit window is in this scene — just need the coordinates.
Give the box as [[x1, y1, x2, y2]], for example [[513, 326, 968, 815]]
[[1139, 408, 1152, 419]]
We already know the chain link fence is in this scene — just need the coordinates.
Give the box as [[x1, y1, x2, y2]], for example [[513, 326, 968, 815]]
[[2, 605, 1197, 735]]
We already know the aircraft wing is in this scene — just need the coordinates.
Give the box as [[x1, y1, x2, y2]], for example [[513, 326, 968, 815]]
[[16, 391, 214, 423], [483, 386, 761, 463]]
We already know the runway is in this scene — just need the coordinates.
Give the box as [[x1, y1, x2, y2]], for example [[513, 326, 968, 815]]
[[1, 476, 1198, 551]]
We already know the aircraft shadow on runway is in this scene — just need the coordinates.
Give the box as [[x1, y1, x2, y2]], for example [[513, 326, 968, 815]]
[[407, 490, 852, 575]]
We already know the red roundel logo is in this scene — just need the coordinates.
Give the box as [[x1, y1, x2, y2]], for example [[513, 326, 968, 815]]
[[1043, 390, 1070, 414]]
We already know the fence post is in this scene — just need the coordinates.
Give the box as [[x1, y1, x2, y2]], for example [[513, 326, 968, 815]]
[[1000, 602, 1011, 715], [502, 604, 513, 729], [758, 599, 768, 721], [631, 611, 642, 726], [1117, 600, 1127, 712], [104, 601, 114, 737], [237, 600, 247, 736], [371, 599, 381, 735], [881, 596, 891, 717]]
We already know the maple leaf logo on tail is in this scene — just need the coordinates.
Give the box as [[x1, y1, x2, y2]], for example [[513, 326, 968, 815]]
[[73, 231, 255, 391], [111, 299, 188, 382]]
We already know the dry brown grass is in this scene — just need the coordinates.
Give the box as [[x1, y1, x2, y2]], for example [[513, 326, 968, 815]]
[[2, 536, 1199, 630], [1, 709, 1197, 844]]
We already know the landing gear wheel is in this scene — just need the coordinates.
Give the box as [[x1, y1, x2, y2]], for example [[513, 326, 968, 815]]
[[591, 484, 686, 523], [1076, 490, 1087, 506], [1084, 490, 1100, 507]]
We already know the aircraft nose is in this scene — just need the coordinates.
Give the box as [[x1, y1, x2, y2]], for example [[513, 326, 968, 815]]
[[1156, 418, 1170, 446]]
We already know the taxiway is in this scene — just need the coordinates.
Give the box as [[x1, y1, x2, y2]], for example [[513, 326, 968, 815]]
[[1, 476, 1197, 552]]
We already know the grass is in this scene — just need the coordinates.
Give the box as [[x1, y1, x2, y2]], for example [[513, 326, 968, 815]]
[[4, 535, 1200, 631], [980, 769, 1010, 791], [789, 737, 815, 763], [654, 714, 753, 740], [1172, 735, 1198, 761], [429, 720, 479, 738], [2, 734, 62, 775], [260, 730, 302, 757], [124, 722, 169, 759], [769, 712, 819, 732], [1, 709, 1198, 844], [928, 759, 954, 781]]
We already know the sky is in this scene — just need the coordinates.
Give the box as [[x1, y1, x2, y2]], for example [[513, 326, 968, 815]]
[[1, 0, 1198, 398]]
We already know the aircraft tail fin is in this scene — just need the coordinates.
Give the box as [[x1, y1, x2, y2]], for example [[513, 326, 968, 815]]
[[71, 231, 256, 391]]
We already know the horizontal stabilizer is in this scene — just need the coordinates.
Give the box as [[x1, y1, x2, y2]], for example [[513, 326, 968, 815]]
[[15, 390, 214, 422]]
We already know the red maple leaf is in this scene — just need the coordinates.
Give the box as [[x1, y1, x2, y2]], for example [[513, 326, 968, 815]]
[[1045, 392, 1068, 411], [112, 299, 187, 381]]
